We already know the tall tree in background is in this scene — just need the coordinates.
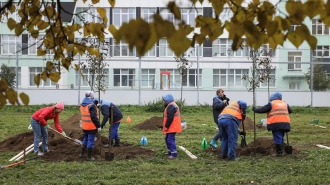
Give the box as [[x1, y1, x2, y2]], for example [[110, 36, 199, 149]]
[[0, 64, 16, 89], [304, 64, 330, 91]]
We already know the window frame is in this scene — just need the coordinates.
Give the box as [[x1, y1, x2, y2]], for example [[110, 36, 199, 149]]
[[288, 51, 302, 71], [113, 8, 136, 27], [141, 69, 156, 87], [113, 68, 136, 87]]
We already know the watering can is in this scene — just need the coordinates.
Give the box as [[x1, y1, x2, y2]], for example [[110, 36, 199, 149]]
[[312, 118, 319, 124], [140, 136, 148, 145], [201, 138, 208, 149]]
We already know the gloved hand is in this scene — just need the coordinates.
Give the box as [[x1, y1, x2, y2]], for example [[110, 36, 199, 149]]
[[242, 114, 246, 121], [239, 131, 246, 136], [61, 131, 66, 137], [97, 127, 102, 132]]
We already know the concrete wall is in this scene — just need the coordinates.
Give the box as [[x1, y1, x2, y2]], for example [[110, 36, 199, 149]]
[[17, 89, 330, 107]]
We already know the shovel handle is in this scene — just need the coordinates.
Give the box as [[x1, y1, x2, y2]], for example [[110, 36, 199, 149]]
[[286, 132, 289, 145], [48, 127, 81, 145]]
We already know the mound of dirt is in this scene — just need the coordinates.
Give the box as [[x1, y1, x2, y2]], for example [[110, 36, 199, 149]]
[[134, 116, 163, 130], [238, 116, 266, 130], [206, 137, 300, 158], [0, 113, 155, 162]]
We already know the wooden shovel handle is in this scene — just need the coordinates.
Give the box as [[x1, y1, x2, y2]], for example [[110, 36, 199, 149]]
[[48, 127, 77, 143]]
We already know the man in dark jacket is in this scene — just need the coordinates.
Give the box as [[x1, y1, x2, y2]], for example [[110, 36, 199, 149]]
[[96, 99, 123, 147], [210, 89, 229, 148], [79, 91, 101, 161], [253, 92, 292, 156]]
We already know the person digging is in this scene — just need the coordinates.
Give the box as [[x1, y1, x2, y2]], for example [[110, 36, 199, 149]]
[[253, 92, 292, 157], [79, 91, 102, 161], [96, 98, 123, 148]]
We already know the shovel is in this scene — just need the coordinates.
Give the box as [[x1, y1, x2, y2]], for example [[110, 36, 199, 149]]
[[240, 120, 247, 148], [48, 127, 82, 146], [284, 132, 292, 154], [105, 105, 114, 161]]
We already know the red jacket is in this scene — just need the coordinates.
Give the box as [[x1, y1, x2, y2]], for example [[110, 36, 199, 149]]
[[32, 106, 63, 133]]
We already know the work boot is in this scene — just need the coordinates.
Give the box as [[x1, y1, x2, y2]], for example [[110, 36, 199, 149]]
[[114, 139, 120, 147], [272, 144, 283, 157], [87, 148, 95, 161], [210, 139, 217, 148], [79, 145, 86, 158]]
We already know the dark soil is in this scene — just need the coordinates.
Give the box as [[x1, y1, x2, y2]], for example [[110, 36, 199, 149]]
[[239, 116, 266, 130], [0, 113, 155, 162], [0, 114, 301, 163]]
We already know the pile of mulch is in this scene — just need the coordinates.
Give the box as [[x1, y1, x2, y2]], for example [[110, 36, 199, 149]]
[[133, 116, 163, 130], [0, 113, 156, 162]]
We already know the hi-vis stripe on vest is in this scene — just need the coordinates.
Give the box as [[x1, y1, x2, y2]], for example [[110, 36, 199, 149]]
[[220, 101, 243, 120], [267, 100, 290, 124], [80, 104, 98, 130], [163, 102, 182, 134]]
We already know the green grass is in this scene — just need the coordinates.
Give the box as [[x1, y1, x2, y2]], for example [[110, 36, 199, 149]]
[[1, 105, 330, 184]]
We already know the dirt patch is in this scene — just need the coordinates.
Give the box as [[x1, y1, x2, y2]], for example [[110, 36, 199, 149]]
[[239, 116, 266, 130], [0, 113, 155, 162], [205, 137, 301, 158], [133, 116, 163, 130]]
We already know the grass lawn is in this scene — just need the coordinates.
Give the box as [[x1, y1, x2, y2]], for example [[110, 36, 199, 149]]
[[1, 105, 330, 184]]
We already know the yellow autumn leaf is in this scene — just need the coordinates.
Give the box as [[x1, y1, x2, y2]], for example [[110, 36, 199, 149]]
[[266, 21, 278, 36], [75, 64, 80, 70], [168, 29, 191, 56], [199, 0, 204, 4], [287, 30, 305, 48], [189, 0, 198, 4], [9, 4, 16, 13], [209, 0, 225, 15], [29, 5, 39, 17], [46, 6, 55, 19], [304, 0, 324, 19], [41, 70, 47, 82], [108, 0, 116, 8], [97, 7, 108, 24], [273, 31, 285, 46], [268, 36, 278, 51], [167, 1, 181, 20], [7, 18, 16, 30], [46, 61, 54, 71], [19, 92, 29, 106], [108, 24, 118, 37], [0, 78, 8, 91], [37, 48, 47, 56], [49, 72, 61, 83], [31, 30, 39, 38], [92, 0, 100, 4], [0, 92, 7, 108], [6, 89, 17, 105], [307, 35, 317, 51], [153, 14, 176, 38], [15, 23, 24, 36], [37, 20, 49, 30]]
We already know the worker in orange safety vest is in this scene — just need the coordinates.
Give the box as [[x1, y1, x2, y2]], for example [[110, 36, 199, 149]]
[[253, 92, 292, 156], [162, 94, 182, 159]]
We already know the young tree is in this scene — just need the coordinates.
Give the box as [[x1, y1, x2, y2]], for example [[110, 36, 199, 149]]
[[304, 64, 330, 91], [0, 64, 16, 89], [256, 50, 276, 100], [174, 53, 193, 114]]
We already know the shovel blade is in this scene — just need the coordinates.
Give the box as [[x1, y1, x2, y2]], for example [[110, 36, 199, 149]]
[[240, 136, 247, 148], [284, 145, 292, 154], [105, 152, 114, 161]]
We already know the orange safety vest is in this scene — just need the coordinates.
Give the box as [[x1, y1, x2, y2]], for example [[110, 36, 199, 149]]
[[267, 100, 290, 124], [220, 101, 243, 120], [80, 104, 99, 130], [163, 102, 182, 134]]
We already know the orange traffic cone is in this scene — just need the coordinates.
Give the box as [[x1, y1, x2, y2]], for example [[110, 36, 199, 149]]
[[126, 116, 131, 124]]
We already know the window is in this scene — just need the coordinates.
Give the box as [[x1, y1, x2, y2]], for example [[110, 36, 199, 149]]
[[213, 8, 233, 22], [29, 67, 56, 87], [312, 19, 329, 35], [113, 40, 136, 57], [159, 39, 174, 57], [8, 67, 21, 87], [258, 69, 276, 88], [288, 52, 302, 71], [160, 69, 181, 88], [141, 8, 156, 22], [289, 24, 299, 31], [313, 46, 330, 57], [141, 69, 156, 87], [228, 69, 249, 88], [113, 69, 135, 87], [182, 69, 202, 87], [29, 35, 55, 55], [76, 7, 109, 24], [212, 38, 228, 56], [184, 43, 202, 57], [75, 38, 110, 57], [41, 2, 57, 22], [1, 35, 22, 54], [213, 69, 227, 87], [289, 82, 300, 90], [160, 8, 176, 23], [259, 44, 275, 57], [75, 68, 109, 87], [113, 8, 135, 27], [181, 8, 202, 26], [1, 2, 21, 22]]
